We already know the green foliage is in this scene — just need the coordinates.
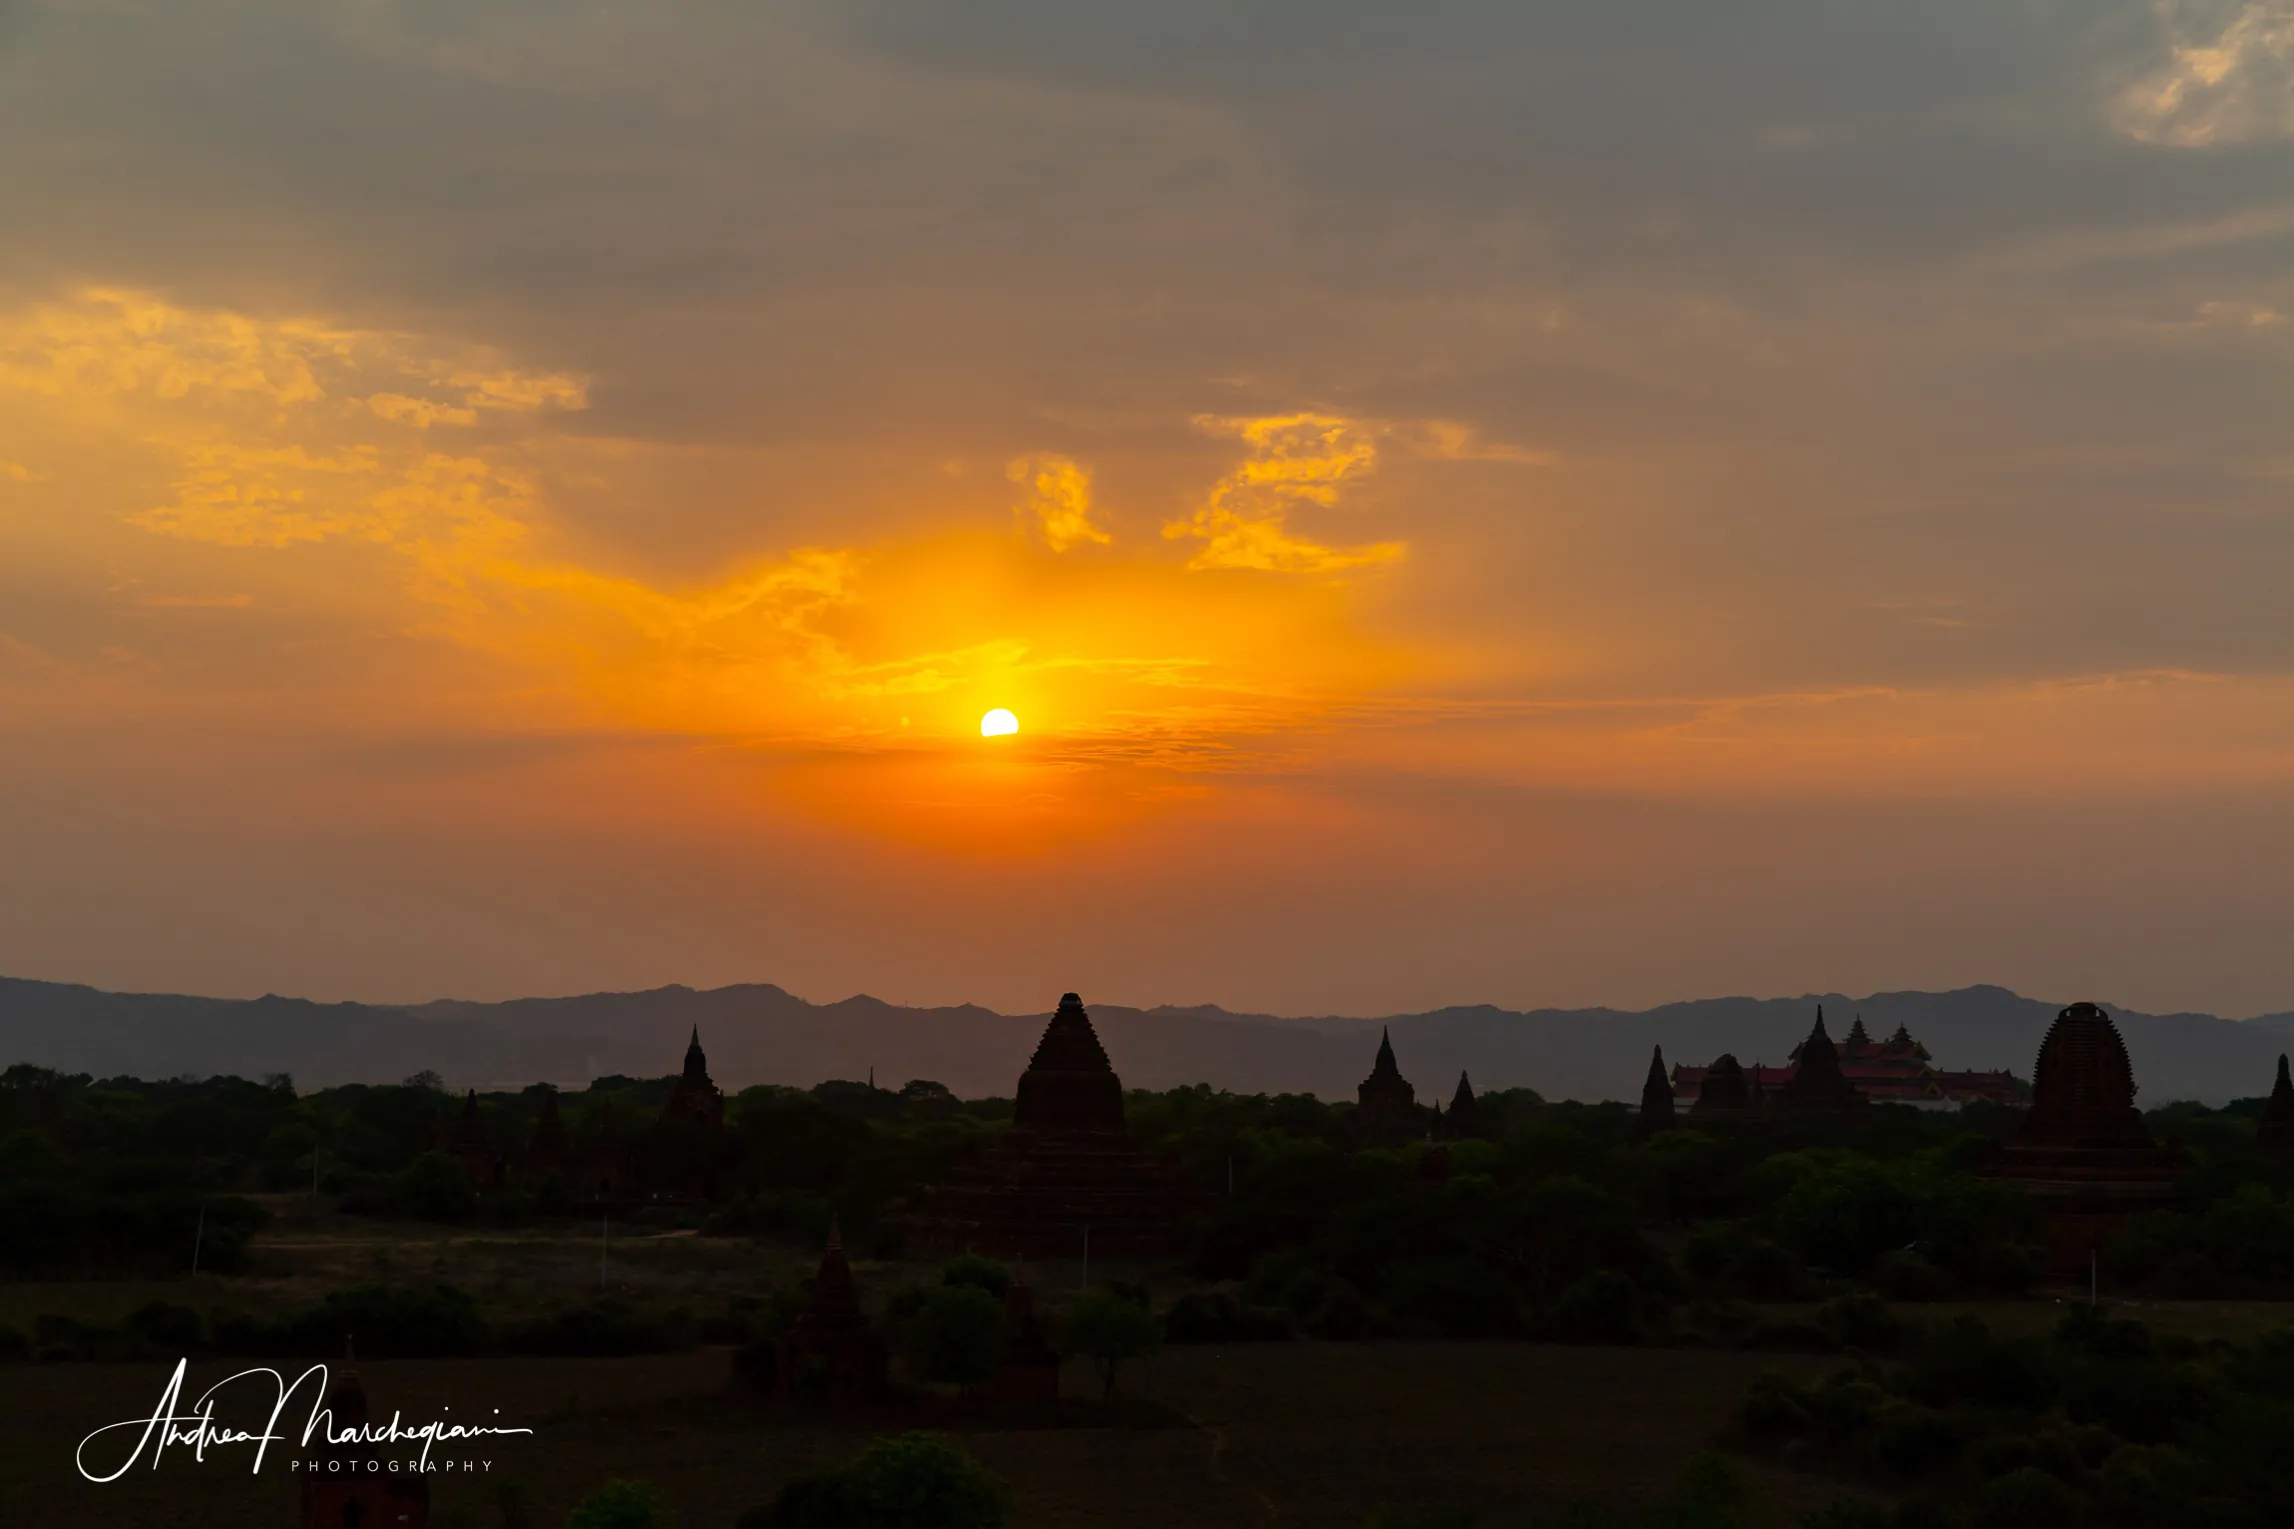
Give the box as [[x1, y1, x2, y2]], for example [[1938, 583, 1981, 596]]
[[567, 1479, 670, 1529], [1814, 1293, 1907, 1353], [941, 1254, 1012, 1298], [393, 1150, 477, 1222], [500, 1299, 694, 1357], [215, 1282, 488, 1358], [1160, 1290, 1292, 1343], [900, 1283, 1007, 1390], [746, 1432, 1010, 1529], [1549, 1269, 1642, 1345], [1682, 1222, 1813, 1302], [1058, 1288, 1163, 1397], [1748, 1308, 2294, 1526]]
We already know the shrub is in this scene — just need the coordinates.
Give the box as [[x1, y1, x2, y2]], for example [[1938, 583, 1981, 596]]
[[568, 1479, 669, 1529], [215, 1283, 488, 1358], [1815, 1294, 1906, 1354], [1973, 1468, 2078, 1529], [1549, 1270, 1641, 1345], [1160, 1291, 1291, 1344], [941, 1255, 1012, 1298], [746, 1432, 1010, 1529], [392, 1151, 476, 1222], [501, 1300, 690, 1357], [900, 1284, 1006, 1392], [1058, 1289, 1162, 1397]]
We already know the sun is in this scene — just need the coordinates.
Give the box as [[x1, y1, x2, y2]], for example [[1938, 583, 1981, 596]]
[[980, 708, 1019, 737]]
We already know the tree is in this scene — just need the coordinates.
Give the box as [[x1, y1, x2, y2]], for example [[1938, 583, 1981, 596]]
[[568, 1479, 669, 1529], [746, 1433, 1008, 1529], [1057, 1289, 1161, 1398], [900, 1284, 1006, 1394], [941, 1254, 1012, 1298], [394, 1150, 475, 1221]]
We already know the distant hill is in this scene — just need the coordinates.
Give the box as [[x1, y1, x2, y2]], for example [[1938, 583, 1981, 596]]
[[2, 976, 2289, 1106]]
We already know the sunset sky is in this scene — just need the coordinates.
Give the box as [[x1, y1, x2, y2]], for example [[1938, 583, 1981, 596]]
[[5, 3, 2294, 1018]]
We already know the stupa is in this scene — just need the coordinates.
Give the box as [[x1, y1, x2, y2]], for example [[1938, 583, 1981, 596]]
[[1771, 1008, 1870, 1117], [1983, 1002, 2187, 1278], [1440, 1071, 1484, 1141], [522, 1086, 574, 1185], [299, 1343, 431, 1528], [1355, 1028, 1419, 1143], [902, 994, 1200, 1257], [659, 1026, 725, 1131], [439, 1090, 501, 1190], [2253, 1054, 2294, 1162], [1632, 1045, 1677, 1141], [778, 1223, 888, 1405]]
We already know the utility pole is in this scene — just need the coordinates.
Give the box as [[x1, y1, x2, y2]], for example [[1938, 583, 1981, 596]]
[[190, 1203, 206, 1278], [600, 1212, 609, 1295]]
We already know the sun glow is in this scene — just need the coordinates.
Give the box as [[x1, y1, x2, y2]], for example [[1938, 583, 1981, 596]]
[[980, 708, 1019, 737]]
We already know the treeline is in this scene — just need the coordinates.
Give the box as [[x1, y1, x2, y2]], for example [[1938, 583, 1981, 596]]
[[7, 1064, 2294, 1308]]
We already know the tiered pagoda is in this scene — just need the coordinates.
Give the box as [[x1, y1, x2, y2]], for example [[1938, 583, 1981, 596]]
[[1438, 1071, 1484, 1141], [902, 993, 1200, 1257], [521, 1086, 574, 1188], [1686, 1054, 1765, 1127], [299, 1344, 431, 1528], [1632, 1045, 1677, 1141], [1983, 1002, 2188, 1279], [439, 1090, 501, 1190], [660, 1026, 725, 1131], [778, 1224, 888, 1405], [1355, 1028, 1419, 1143], [1770, 1009, 1869, 1117], [2255, 1054, 2294, 1162]]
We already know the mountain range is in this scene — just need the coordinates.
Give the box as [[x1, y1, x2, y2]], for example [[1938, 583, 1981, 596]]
[[5, 976, 2294, 1106]]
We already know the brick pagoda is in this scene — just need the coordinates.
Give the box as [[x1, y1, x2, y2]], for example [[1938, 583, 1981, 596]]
[[1983, 1001, 2187, 1279], [902, 993, 1200, 1258]]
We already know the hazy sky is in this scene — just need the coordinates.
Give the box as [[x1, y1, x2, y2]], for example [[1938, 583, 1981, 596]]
[[5, 2, 2294, 1017]]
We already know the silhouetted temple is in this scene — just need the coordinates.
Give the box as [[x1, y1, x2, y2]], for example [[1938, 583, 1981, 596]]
[[1355, 1028, 1418, 1143], [1770, 1008, 1869, 1116], [1686, 1053, 1764, 1127], [903, 994, 1199, 1257], [1439, 1071, 1484, 1140], [1983, 1002, 2187, 1279], [778, 1223, 888, 1405], [1672, 1017, 2030, 1107], [522, 1086, 573, 1185], [2255, 1054, 2294, 1162], [439, 1089, 501, 1190], [660, 1026, 725, 1131], [300, 1344, 430, 1528], [1633, 1045, 1677, 1141]]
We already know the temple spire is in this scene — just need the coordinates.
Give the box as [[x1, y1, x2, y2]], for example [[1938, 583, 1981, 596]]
[[1633, 1044, 1676, 1141]]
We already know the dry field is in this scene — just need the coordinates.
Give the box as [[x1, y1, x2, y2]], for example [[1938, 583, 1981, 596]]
[[6, 1213, 2290, 1529], [1, 1343, 1858, 1529]]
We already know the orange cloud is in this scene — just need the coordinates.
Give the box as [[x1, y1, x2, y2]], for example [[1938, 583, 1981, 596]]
[[1165, 412, 1405, 573], [1006, 453, 1110, 550]]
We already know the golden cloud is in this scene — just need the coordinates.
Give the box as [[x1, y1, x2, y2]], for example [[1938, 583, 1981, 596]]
[[1006, 453, 1111, 551], [1165, 412, 1406, 573]]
